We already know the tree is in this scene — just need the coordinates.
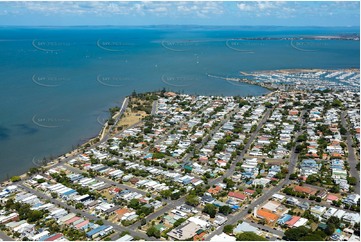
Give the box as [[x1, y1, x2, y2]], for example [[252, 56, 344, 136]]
[[27, 210, 43, 223], [327, 216, 340, 228], [219, 206, 232, 216], [236, 232, 267, 241], [295, 144, 304, 153], [203, 204, 217, 218], [173, 218, 186, 228], [347, 177, 357, 185], [340, 126, 347, 135], [75, 203, 84, 210], [299, 234, 324, 241], [128, 199, 140, 209], [185, 194, 200, 207], [170, 191, 181, 200], [160, 190, 171, 199], [136, 205, 154, 216], [330, 185, 340, 193], [95, 220, 104, 226], [306, 174, 319, 185], [284, 226, 310, 241], [195, 137, 202, 143], [28, 167, 39, 175], [10, 176, 21, 182], [297, 134, 307, 142], [146, 226, 160, 238], [264, 102, 273, 108], [223, 225, 234, 234], [290, 173, 298, 180], [325, 223, 335, 236]]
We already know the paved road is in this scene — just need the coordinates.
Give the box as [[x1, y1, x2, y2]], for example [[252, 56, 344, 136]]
[[282, 194, 356, 214], [36, 97, 130, 172], [104, 97, 129, 142], [129, 197, 186, 230], [18, 184, 153, 241], [206, 110, 305, 240], [129, 107, 244, 231], [151, 100, 158, 115], [209, 108, 272, 186], [182, 107, 240, 163], [64, 165, 151, 197], [245, 220, 284, 238], [0, 231, 14, 241], [341, 111, 360, 194]]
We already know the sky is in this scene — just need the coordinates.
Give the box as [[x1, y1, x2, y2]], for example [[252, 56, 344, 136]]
[[0, 1, 359, 27]]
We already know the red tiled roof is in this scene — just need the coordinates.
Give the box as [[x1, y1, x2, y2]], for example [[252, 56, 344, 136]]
[[75, 220, 89, 229], [327, 194, 339, 201], [45, 233, 63, 241], [208, 186, 222, 195], [285, 216, 300, 227], [294, 186, 317, 195], [228, 191, 247, 200], [244, 189, 255, 195], [256, 209, 279, 222], [64, 216, 80, 225]]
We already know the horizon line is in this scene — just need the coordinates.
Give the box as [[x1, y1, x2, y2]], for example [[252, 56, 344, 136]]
[[0, 24, 360, 28]]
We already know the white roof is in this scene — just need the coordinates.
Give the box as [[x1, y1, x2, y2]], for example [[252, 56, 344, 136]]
[[272, 194, 285, 200], [210, 233, 236, 242], [188, 217, 209, 228]]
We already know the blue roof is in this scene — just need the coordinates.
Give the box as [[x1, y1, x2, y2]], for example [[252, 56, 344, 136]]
[[32, 202, 43, 208], [278, 214, 292, 224], [86, 225, 109, 237], [39, 233, 57, 241], [144, 153, 153, 159], [62, 189, 77, 196]]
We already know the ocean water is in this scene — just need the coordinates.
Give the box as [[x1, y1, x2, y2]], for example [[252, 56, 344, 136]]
[[0, 26, 359, 180]]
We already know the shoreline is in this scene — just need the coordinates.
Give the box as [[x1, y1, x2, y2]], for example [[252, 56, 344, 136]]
[[1, 97, 129, 183], [2, 67, 359, 182], [240, 68, 360, 76]]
